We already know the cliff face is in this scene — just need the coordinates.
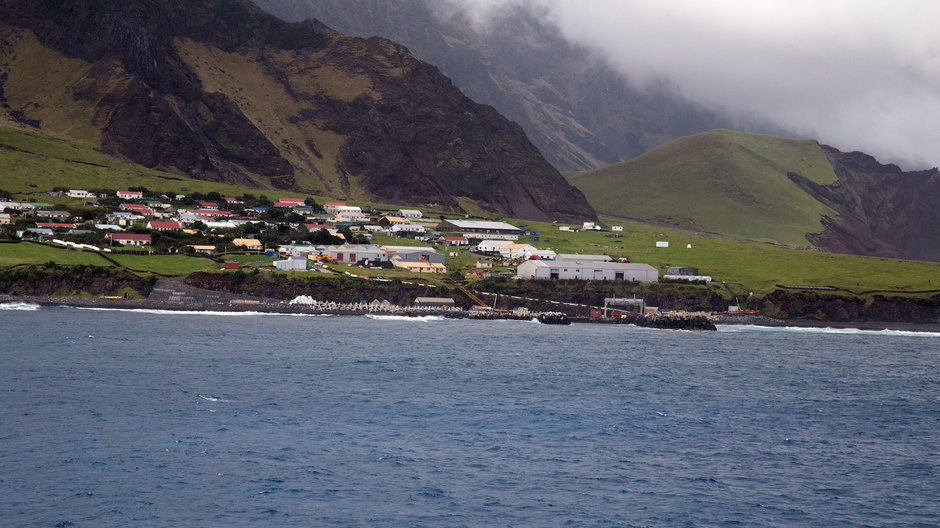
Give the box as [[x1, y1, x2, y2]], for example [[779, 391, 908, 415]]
[[789, 146, 940, 262], [0, 0, 595, 222]]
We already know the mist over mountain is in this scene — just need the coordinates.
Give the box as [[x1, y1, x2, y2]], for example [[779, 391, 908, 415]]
[[255, 0, 786, 171], [440, 0, 940, 171]]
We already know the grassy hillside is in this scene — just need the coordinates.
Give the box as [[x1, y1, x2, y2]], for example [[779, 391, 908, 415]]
[[0, 126, 305, 198], [566, 130, 840, 246], [513, 217, 940, 297]]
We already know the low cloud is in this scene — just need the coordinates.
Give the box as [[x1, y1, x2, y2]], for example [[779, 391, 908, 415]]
[[437, 0, 940, 169]]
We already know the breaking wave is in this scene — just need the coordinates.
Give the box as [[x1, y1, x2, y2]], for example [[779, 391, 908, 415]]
[[719, 324, 940, 338], [0, 302, 41, 311]]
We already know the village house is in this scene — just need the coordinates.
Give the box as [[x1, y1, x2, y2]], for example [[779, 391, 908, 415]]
[[106, 233, 152, 246], [188, 245, 216, 255], [322, 201, 347, 214], [498, 243, 537, 259], [398, 209, 423, 219], [516, 259, 658, 282], [378, 215, 410, 227], [0, 213, 11, 225], [67, 189, 96, 198], [441, 236, 469, 246], [116, 190, 143, 199], [34, 210, 72, 220], [36, 222, 78, 230], [390, 257, 447, 273], [232, 238, 263, 250], [382, 245, 445, 264], [475, 239, 512, 253], [390, 223, 426, 234], [147, 221, 182, 231]]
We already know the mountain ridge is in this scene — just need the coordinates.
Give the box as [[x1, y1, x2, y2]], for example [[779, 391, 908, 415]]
[[0, 0, 595, 223]]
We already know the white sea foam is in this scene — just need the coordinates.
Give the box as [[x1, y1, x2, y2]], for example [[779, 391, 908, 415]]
[[719, 324, 940, 338], [198, 394, 238, 403], [0, 302, 41, 311], [76, 307, 334, 317], [365, 314, 446, 322]]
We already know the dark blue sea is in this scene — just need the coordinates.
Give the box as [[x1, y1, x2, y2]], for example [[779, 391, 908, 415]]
[[2, 303, 939, 527]]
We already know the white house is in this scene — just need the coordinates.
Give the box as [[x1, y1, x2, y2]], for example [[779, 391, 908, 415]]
[[398, 209, 423, 219], [517, 259, 658, 282], [475, 239, 512, 253], [116, 191, 143, 199], [67, 189, 96, 198], [323, 201, 347, 214], [498, 243, 537, 259], [611, 226, 623, 232], [390, 223, 426, 234], [437, 219, 521, 240]]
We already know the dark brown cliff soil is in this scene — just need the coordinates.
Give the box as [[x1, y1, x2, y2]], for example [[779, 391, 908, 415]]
[[790, 146, 940, 261]]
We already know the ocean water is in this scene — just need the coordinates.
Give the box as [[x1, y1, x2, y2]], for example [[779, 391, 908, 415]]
[[1, 305, 939, 527]]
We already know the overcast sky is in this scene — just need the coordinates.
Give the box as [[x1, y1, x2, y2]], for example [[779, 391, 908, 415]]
[[438, 0, 940, 169]]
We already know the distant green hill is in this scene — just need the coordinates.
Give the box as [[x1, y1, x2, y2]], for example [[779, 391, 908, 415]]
[[566, 130, 840, 246]]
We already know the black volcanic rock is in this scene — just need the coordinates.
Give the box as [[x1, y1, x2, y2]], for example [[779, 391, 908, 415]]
[[0, 0, 595, 222]]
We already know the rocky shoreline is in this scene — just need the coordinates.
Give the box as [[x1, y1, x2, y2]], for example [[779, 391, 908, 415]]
[[3, 294, 939, 333]]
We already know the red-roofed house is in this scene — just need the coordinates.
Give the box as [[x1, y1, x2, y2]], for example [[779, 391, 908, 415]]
[[303, 223, 331, 231], [197, 201, 219, 208], [223, 197, 243, 204], [116, 191, 143, 199], [148, 221, 182, 231], [278, 198, 305, 204], [442, 236, 469, 246], [106, 233, 152, 246]]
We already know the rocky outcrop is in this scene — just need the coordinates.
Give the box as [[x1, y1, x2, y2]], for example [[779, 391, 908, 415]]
[[789, 146, 940, 261], [0, 0, 595, 222]]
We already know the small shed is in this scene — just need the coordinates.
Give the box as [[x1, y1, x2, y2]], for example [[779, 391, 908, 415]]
[[413, 297, 456, 308]]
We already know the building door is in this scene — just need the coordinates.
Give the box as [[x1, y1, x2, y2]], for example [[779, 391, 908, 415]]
[[615, 272, 624, 280], [550, 270, 559, 280]]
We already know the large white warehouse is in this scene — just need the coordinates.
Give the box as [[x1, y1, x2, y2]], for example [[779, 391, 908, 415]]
[[517, 259, 659, 282]]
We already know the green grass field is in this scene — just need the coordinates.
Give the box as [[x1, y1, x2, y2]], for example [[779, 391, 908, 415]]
[[0, 241, 113, 267], [566, 129, 840, 246], [106, 254, 219, 275]]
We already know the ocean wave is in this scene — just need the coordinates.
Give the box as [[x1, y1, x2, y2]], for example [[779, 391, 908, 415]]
[[364, 314, 446, 322], [198, 394, 238, 403], [0, 302, 41, 311], [719, 324, 940, 338], [75, 307, 334, 317]]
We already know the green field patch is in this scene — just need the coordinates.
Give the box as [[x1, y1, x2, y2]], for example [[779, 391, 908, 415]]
[[106, 254, 219, 275], [0, 241, 113, 267]]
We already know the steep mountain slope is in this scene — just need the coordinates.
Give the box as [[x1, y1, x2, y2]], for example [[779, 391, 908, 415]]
[[0, 0, 595, 222], [793, 148, 940, 262], [254, 0, 766, 172], [567, 129, 940, 261]]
